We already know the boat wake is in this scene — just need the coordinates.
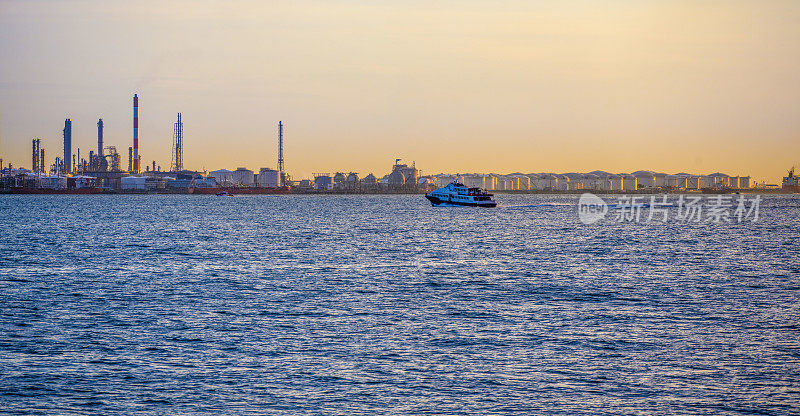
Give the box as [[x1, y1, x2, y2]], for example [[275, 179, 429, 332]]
[[498, 203, 574, 208]]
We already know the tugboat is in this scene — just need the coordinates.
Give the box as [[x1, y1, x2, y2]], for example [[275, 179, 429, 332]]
[[426, 181, 497, 207]]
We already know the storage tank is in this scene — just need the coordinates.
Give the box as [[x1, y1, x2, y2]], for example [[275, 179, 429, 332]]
[[665, 174, 688, 189], [621, 174, 637, 191], [314, 175, 333, 190], [232, 167, 254, 186], [257, 168, 279, 188], [463, 174, 483, 189], [345, 172, 360, 190], [333, 172, 346, 189], [653, 173, 667, 188], [484, 175, 498, 190], [515, 175, 531, 190], [362, 173, 378, 188], [633, 171, 656, 188], [436, 174, 458, 186], [387, 170, 406, 188], [700, 175, 716, 189], [555, 175, 569, 190], [739, 177, 750, 188], [687, 175, 701, 189], [581, 173, 600, 190], [602, 174, 622, 191], [708, 173, 730, 188], [532, 174, 549, 190]]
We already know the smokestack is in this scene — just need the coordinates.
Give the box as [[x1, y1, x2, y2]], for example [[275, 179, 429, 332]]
[[40, 149, 45, 175], [128, 146, 133, 172], [278, 121, 285, 187], [63, 119, 71, 175], [98, 119, 104, 158], [133, 94, 139, 173], [32, 139, 37, 173]]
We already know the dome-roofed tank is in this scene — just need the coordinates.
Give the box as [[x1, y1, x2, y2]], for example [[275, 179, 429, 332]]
[[345, 172, 360, 190], [362, 173, 377, 185], [333, 172, 346, 184], [332, 172, 346, 190], [388, 170, 406, 187]]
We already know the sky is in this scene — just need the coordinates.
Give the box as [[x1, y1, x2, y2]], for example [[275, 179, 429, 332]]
[[1, 0, 798, 183]]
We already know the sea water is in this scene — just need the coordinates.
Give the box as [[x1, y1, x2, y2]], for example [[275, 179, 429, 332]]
[[1, 194, 799, 414]]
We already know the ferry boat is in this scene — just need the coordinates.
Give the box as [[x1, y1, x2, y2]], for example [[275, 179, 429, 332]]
[[425, 182, 497, 207]]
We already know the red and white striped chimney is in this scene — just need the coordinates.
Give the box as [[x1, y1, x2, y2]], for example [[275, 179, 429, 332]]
[[133, 94, 139, 173]]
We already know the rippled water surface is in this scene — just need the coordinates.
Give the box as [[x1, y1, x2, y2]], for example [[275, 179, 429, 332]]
[[1, 194, 799, 415]]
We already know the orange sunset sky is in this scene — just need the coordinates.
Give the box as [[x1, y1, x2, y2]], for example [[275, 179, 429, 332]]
[[1, 0, 798, 183]]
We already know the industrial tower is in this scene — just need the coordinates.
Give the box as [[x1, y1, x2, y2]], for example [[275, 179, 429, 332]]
[[97, 119, 104, 159], [32, 138, 40, 174], [133, 94, 139, 173], [278, 121, 285, 187], [63, 119, 71, 175], [171, 113, 183, 172]]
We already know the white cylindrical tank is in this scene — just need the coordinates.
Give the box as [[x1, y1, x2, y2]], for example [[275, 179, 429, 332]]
[[633, 171, 655, 188], [622, 174, 637, 191]]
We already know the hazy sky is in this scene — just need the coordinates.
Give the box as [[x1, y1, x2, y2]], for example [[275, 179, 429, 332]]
[[1, 0, 798, 182]]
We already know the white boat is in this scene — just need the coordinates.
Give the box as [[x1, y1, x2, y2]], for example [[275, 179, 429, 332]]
[[425, 182, 497, 207]]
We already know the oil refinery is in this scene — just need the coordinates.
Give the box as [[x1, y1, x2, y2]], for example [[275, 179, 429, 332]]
[[0, 93, 771, 194]]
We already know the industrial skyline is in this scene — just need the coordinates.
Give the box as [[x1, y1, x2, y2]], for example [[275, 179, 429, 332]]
[[1, 1, 799, 183]]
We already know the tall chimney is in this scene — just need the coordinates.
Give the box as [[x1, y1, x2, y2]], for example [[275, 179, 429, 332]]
[[32, 139, 37, 173], [63, 118, 71, 175], [278, 121, 285, 187], [133, 94, 139, 173], [98, 118, 104, 158]]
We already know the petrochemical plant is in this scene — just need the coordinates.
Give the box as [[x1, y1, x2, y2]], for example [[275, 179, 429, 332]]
[[0, 92, 768, 194]]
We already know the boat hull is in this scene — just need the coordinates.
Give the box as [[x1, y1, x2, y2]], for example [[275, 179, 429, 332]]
[[425, 195, 496, 207]]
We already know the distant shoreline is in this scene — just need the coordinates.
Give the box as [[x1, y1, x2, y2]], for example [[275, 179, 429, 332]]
[[0, 188, 792, 195]]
